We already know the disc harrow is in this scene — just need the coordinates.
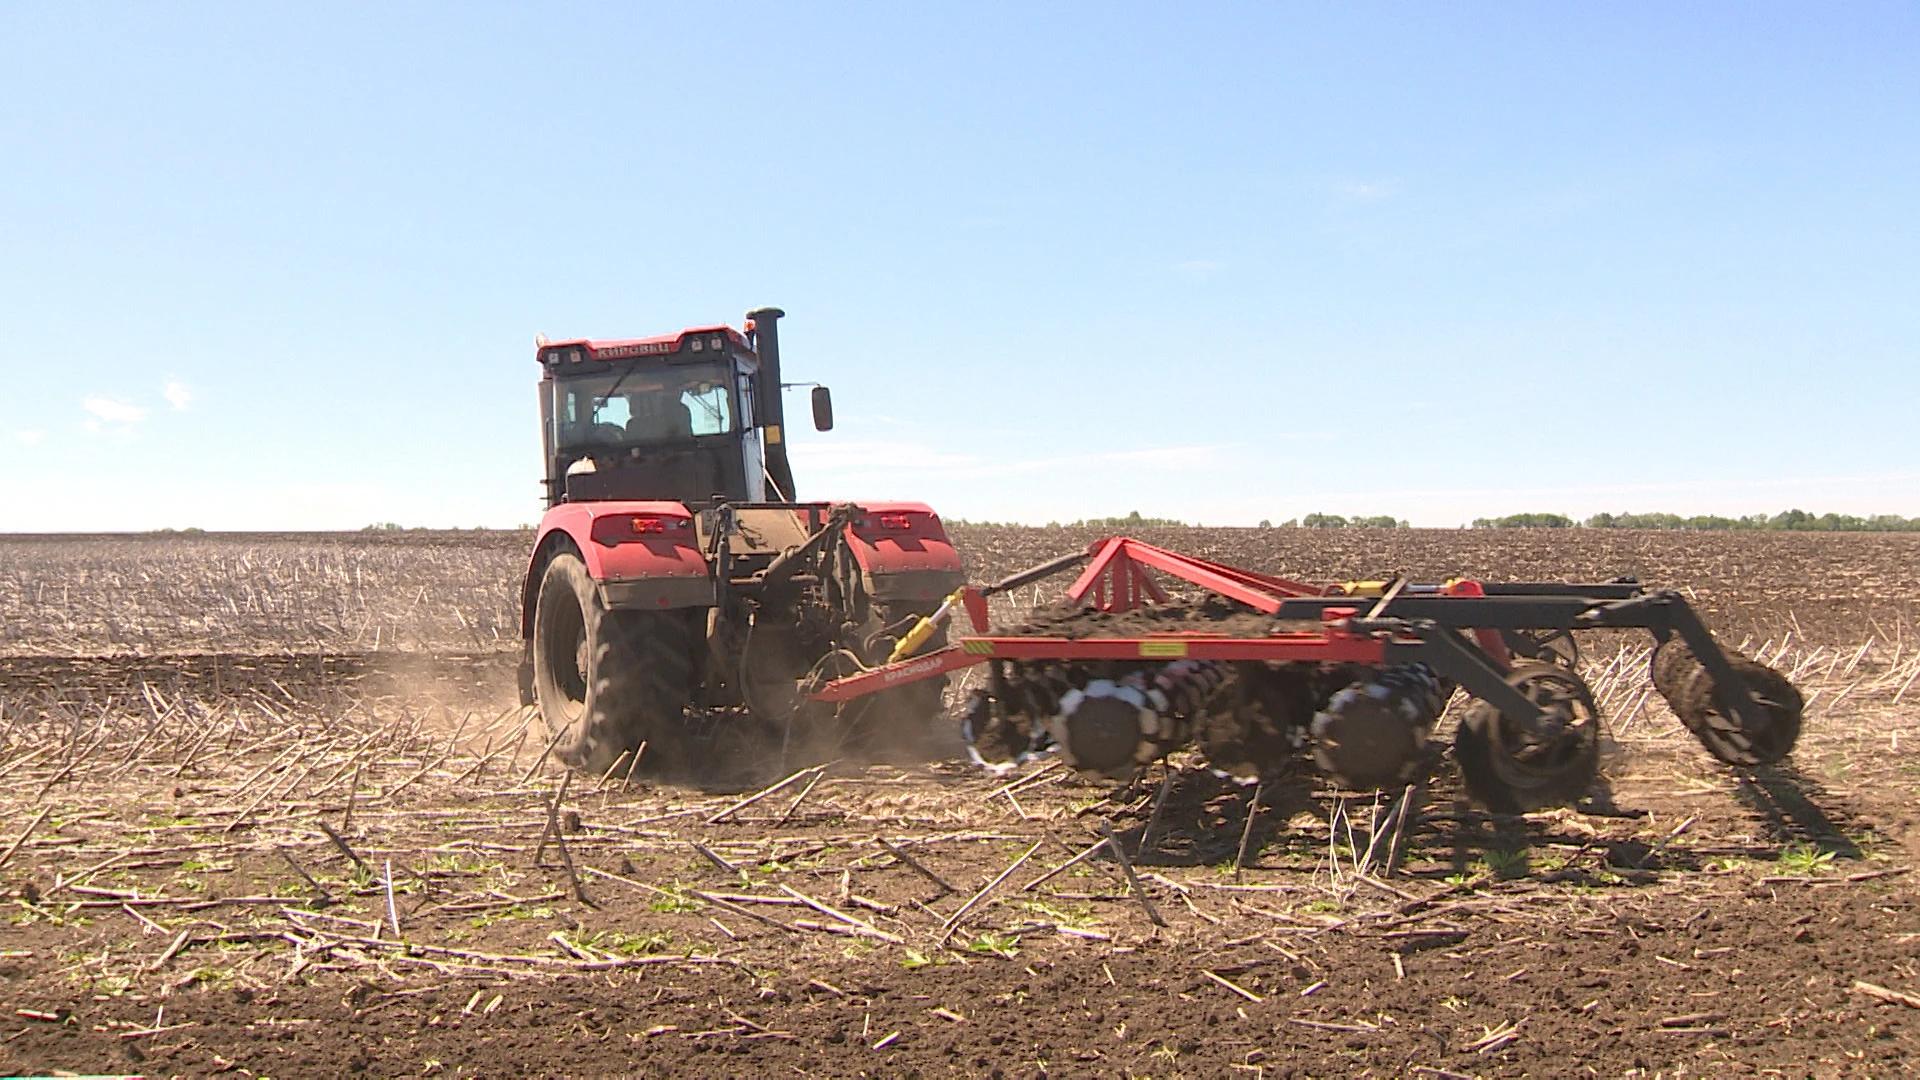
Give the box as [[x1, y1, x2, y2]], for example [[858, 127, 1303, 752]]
[[808, 537, 1806, 812]]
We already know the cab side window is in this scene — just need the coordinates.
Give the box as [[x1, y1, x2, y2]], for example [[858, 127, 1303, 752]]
[[683, 383, 732, 436]]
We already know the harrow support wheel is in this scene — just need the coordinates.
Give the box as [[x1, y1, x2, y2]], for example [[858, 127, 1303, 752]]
[[1509, 628, 1580, 670], [1650, 640, 1803, 767], [1454, 661, 1601, 814], [532, 553, 696, 775]]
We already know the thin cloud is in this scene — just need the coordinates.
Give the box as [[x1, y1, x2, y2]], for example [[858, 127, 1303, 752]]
[[1292, 469, 1920, 505], [787, 440, 985, 472], [1336, 179, 1399, 203], [13, 429, 44, 446], [1172, 259, 1224, 275], [82, 396, 147, 436], [790, 440, 1231, 481], [1021, 445, 1225, 473], [84, 397, 146, 424], [163, 380, 193, 411]]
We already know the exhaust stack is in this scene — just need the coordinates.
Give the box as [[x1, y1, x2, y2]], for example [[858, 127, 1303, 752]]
[[747, 307, 797, 502]]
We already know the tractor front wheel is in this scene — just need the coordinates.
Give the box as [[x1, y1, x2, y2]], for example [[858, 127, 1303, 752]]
[[532, 553, 696, 776]]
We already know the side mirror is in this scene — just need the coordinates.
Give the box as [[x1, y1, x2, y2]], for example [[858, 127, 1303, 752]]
[[810, 386, 834, 431]]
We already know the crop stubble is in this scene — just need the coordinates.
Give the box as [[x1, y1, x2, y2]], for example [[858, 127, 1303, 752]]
[[3, 527, 1920, 1078]]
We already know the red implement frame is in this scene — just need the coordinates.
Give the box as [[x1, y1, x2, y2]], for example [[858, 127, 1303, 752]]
[[809, 537, 1399, 705], [1066, 537, 1333, 614], [808, 632, 1389, 703]]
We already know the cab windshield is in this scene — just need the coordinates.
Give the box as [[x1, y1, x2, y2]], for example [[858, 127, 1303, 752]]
[[553, 361, 736, 449]]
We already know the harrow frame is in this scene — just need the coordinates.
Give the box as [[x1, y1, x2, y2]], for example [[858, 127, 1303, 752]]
[[808, 538, 1798, 782], [794, 534, 1797, 803]]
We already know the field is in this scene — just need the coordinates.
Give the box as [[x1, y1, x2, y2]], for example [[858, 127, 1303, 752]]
[[5, 526, 1920, 1078]]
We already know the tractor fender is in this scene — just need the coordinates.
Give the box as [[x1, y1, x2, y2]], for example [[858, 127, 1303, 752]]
[[843, 502, 966, 606], [520, 502, 713, 640]]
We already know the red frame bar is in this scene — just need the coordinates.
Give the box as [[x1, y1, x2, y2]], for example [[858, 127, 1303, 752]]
[[806, 631, 1389, 703], [809, 645, 983, 703], [961, 633, 1386, 664], [807, 536, 1499, 706], [1067, 538, 1170, 612], [1066, 537, 1332, 614], [1444, 578, 1511, 667]]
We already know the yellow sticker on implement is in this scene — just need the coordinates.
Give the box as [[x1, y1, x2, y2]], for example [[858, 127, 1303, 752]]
[[962, 640, 996, 656], [1138, 640, 1188, 658]]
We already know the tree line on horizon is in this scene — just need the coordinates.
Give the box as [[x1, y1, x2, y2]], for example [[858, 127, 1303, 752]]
[[1469, 510, 1920, 532], [951, 508, 1920, 533]]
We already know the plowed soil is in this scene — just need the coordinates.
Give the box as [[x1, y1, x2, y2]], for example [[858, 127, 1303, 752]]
[[4, 527, 1920, 1079]]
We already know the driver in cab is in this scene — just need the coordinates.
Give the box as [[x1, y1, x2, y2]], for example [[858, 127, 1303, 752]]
[[623, 393, 693, 443]]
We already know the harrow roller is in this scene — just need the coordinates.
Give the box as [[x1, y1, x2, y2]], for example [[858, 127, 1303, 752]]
[[1650, 639, 1804, 768]]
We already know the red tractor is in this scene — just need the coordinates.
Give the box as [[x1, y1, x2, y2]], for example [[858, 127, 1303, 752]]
[[516, 308, 965, 775]]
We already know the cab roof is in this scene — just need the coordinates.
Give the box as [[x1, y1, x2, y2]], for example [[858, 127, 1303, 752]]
[[537, 325, 752, 366]]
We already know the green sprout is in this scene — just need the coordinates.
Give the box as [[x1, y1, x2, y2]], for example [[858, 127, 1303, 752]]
[[967, 931, 1020, 958], [1479, 848, 1529, 880], [580, 930, 673, 956], [647, 887, 703, 914], [1777, 842, 1836, 875]]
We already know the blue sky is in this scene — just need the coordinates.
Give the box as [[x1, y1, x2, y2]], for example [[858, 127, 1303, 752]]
[[2, 3, 1915, 530]]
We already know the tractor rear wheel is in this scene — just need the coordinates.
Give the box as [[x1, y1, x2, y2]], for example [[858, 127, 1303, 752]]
[[1454, 662, 1601, 814], [532, 553, 696, 775]]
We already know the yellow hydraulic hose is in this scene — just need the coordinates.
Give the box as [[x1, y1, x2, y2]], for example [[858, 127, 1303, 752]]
[[888, 588, 967, 664]]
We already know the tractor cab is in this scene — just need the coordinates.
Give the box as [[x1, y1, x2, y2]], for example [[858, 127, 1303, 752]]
[[535, 308, 829, 508]]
